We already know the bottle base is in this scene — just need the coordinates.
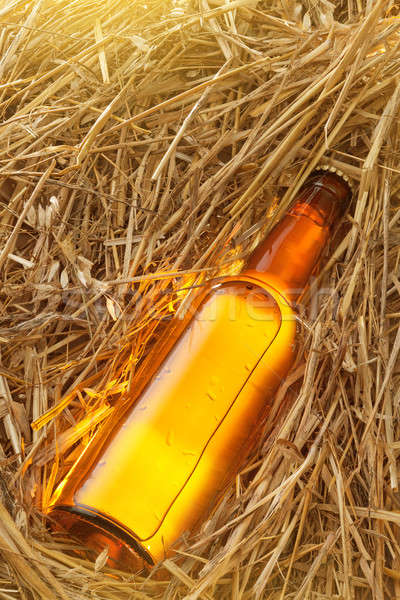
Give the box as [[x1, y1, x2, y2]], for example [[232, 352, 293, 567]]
[[47, 505, 154, 571]]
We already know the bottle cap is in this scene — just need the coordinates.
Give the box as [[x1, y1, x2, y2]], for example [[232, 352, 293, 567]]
[[313, 164, 354, 194]]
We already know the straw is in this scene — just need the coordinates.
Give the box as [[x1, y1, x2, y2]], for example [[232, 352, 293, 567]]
[[1, 0, 400, 598]]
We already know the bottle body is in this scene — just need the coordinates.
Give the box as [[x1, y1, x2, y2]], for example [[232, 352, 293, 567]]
[[48, 275, 296, 568], [47, 171, 351, 570]]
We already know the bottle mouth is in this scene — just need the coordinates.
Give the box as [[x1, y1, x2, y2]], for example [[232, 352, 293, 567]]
[[298, 168, 352, 224], [310, 165, 353, 201], [47, 505, 154, 571]]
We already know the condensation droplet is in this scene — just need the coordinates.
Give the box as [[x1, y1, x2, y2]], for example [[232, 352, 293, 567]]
[[182, 449, 196, 456]]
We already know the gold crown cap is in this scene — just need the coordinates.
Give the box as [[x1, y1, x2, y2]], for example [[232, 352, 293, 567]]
[[314, 163, 354, 193]]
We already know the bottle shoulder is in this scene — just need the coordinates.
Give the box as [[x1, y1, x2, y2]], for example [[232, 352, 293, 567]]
[[216, 271, 293, 309], [204, 272, 297, 338]]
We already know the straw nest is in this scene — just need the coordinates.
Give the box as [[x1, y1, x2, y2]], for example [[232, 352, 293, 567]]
[[1, 0, 400, 598]]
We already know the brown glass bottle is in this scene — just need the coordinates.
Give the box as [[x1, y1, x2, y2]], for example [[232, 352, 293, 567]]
[[47, 170, 351, 570]]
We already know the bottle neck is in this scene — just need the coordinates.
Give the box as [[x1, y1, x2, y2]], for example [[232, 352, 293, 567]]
[[243, 172, 350, 302]]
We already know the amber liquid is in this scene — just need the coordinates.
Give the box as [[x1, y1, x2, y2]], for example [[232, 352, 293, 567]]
[[47, 172, 350, 569]]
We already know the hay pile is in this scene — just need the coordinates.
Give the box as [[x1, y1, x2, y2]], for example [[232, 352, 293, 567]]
[[1, 0, 400, 598]]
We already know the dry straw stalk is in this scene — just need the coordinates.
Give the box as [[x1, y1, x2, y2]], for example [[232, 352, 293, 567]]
[[1, 0, 400, 598]]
